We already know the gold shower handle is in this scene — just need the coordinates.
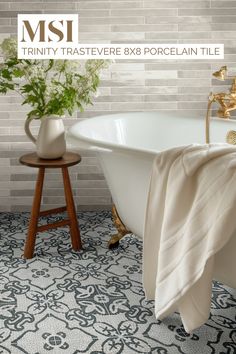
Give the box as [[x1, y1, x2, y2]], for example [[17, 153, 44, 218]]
[[213, 66, 236, 82]]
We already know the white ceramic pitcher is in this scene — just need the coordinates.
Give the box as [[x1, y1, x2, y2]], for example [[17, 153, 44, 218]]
[[24, 115, 66, 159]]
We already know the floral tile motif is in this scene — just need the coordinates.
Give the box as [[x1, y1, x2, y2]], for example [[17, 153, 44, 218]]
[[93, 320, 152, 354], [11, 259, 69, 290], [0, 211, 236, 354], [75, 284, 130, 316], [13, 314, 97, 354]]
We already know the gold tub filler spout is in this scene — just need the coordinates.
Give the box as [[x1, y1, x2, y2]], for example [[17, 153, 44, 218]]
[[206, 66, 236, 144]]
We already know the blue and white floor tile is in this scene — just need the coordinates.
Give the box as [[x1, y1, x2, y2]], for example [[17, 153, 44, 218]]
[[0, 211, 236, 353]]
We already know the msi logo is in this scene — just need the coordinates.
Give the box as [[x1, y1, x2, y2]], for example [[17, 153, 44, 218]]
[[18, 14, 78, 44]]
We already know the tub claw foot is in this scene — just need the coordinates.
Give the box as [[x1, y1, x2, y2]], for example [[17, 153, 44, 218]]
[[108, 205, 130, 248], [108, 234, 122, 249]]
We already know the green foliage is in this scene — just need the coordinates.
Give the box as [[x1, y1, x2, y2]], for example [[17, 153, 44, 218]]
[[0, 37, 110, 119]]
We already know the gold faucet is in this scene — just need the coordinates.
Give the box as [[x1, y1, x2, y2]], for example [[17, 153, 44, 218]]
[[212, 66, 236, 118], [206, 66, 236, 143]]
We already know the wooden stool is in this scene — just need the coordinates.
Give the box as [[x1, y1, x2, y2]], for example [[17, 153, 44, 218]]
[[19, 152, 82, 259]]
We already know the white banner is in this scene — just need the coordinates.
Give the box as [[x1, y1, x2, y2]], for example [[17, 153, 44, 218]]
[[18, 43, 224, 60], [17, 14, 224, 60]]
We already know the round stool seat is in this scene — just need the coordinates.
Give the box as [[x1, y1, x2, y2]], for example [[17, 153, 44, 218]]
[[19, 152, 81, 168]]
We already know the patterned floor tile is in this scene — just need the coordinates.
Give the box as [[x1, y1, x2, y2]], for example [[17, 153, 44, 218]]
[[0, 211, 236, 354], [12, 314, 98, 354]]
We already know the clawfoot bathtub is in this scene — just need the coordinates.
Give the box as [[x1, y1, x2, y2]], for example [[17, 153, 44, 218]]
[[67, 112, 236, 289]]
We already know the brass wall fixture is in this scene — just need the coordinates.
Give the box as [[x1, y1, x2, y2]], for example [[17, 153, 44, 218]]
[[206, 66, 236, 143]]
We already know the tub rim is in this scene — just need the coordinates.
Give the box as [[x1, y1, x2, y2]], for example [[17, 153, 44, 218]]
[[67, 112, 160, 157], [66, 111, 236, 157]]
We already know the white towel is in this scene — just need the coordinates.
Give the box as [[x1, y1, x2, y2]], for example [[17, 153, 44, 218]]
[[143, 143, 236, 333]]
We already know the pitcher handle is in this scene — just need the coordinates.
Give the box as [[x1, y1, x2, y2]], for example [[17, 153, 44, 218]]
[[24, 117, 37, 145]]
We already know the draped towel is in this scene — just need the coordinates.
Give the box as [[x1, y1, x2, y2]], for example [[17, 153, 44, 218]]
[[143, 144, 236, 332]]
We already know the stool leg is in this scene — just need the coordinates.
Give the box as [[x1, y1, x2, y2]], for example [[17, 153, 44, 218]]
[[62, 167, 82, 251], [24, 167, 45, 259]]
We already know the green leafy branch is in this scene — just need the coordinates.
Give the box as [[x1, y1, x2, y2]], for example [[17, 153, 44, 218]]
[[0, 37, 110, 119]]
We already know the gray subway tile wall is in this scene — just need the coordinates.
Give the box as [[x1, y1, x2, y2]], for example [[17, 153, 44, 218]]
[[0, 0, 235, 211]]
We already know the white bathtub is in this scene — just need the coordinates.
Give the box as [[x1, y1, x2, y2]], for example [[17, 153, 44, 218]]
[[67, 112, 236, 288]]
